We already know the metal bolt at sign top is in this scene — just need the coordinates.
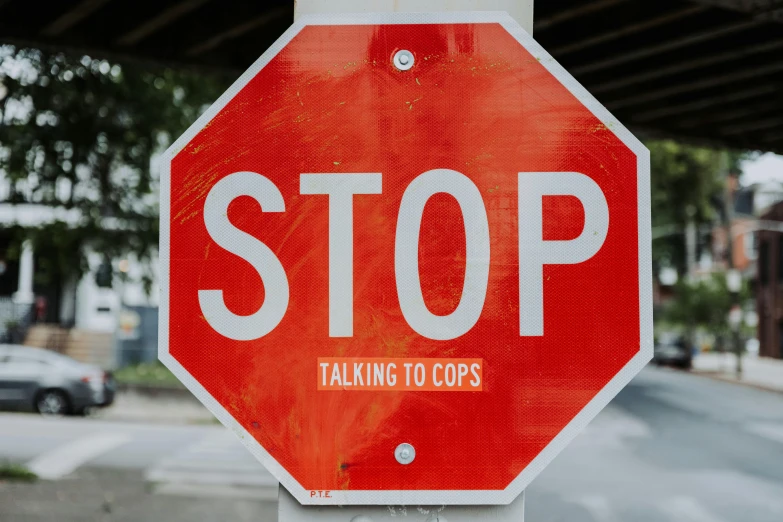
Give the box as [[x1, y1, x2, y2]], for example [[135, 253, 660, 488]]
[[394, 442, 416, 465], [393, 50, 415, 71]]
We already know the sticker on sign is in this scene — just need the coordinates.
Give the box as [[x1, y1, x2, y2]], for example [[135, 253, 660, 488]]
[[159, 11, 652, 506], [318, 358, 483, 391]]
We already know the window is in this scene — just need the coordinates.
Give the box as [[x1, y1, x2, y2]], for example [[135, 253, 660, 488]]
[[744, 231, 757, 261]]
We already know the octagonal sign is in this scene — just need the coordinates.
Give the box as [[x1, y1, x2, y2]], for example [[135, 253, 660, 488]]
[[159, 12, 652, 505]]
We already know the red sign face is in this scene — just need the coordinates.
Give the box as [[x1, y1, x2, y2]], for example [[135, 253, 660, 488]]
[[160, 12, 652, 505]]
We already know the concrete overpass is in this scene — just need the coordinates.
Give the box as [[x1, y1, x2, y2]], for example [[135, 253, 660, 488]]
[[1, 0, 782, 153]]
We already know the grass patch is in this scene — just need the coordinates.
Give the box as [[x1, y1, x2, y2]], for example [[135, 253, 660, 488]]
[[0, 463, 38, 483], [114, 362, 183, 388]]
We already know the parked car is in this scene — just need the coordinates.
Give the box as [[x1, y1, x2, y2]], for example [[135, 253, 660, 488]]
[[653, 333, 693, 370], [0, 344, 115, 415]]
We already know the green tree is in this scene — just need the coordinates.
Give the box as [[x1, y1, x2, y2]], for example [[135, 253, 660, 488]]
[[664, 274, 748, 333], [648, 140, 721, 274], [661, 273, 752, 353], [647, 140, 749, 275], [0, 46, 226, 290]]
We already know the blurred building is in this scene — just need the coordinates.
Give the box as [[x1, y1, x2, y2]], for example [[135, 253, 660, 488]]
[[756, 200, 783, 360], [0, 200, 158, 368], [709, 180, 783, 278]]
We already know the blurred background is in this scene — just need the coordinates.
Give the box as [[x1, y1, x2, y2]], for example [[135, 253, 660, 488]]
[[1, 1, 783, 521]]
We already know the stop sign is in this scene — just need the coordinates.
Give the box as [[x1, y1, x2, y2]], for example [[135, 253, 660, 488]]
[[159, 12, 652, 505]]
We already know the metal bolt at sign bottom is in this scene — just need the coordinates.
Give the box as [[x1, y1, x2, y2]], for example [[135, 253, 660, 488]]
[[394, 442, 415, 464], [393, 50, 415, 71]]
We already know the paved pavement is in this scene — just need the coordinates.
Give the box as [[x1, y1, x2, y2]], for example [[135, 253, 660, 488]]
[[692, 352, 783, 393], [2, 366, 783, 521], [528, 366, 783, 522]]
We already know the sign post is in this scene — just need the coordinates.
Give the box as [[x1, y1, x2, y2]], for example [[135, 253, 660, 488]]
[[159, 0, 652, 520], [294, 0, 534, 33], [279, 485, 525, 521]]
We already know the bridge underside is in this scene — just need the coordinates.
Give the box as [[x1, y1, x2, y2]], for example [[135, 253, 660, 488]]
[[1, 0, 782, 153]]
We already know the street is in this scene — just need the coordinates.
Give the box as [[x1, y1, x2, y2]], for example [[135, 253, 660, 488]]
[[2, 366, 783, 521], [529, 366, 783, 522]]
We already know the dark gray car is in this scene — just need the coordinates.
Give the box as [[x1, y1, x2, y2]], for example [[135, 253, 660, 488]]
[[653, 333, 693, 370], [0, 344, 114, 415]]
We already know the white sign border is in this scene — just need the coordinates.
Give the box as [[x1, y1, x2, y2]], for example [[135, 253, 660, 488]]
[[159, 10, 653, 506]]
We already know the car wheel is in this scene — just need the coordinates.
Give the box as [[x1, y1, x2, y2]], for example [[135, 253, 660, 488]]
[[36, 390, 70, 416]]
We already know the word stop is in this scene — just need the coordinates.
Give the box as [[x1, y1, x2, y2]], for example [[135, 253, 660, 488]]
[[198, 170, 609, 341]]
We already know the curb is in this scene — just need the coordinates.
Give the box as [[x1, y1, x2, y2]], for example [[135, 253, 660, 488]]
[[690, 370, 783, 396]]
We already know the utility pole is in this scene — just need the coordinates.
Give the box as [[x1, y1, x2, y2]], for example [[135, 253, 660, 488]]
[[685, 205, 697, 278], [722, 151, 743, 379], [282, 4, 533, 522]]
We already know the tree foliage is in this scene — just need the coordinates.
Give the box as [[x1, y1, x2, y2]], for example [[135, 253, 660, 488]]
[[647, 140, 749, 274], [665, 275, 731, 330], [661, 273, 750, 337], [0, 46, 226, 289]]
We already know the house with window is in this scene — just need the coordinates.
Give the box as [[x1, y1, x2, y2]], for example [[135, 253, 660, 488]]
[[755, 200, 783, 360], [709, 181, 783, 277], [0, 191, 158, 368]]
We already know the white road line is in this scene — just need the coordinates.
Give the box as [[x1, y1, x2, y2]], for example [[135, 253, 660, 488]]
[[26, 432, 132, 479], [568, 495, 618, 522], [660, 496, 726, 522], [146, 469, 277, 487], [154, 482, 279, 501], [145, 432, 278, 499], [152, 458, 265, 473]]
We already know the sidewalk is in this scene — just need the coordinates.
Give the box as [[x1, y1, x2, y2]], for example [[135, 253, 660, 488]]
[[692, 352, 783, 393]]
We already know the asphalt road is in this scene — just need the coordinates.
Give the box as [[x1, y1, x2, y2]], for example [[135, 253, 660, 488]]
[[528, 366, 783, 522], [2, 366, 783, 521]]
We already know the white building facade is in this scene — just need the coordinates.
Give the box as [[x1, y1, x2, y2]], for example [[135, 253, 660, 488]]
[[0, 199, 158, 366]]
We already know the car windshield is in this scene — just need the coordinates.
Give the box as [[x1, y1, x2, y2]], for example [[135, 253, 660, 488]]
[[657, 332, 683, 346]]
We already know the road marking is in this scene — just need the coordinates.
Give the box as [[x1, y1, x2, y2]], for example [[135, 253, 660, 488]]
[[146, 469, 277, 487], [153, 482, 278, 501], [568, 495, 618, 522], [145, 431, 277, 499], [26, 432, 131, 479], [746, 422, 783, 444], [660, 496, 726, 522]]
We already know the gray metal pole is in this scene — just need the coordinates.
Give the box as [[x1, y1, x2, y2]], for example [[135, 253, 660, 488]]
[[722, 152, 743, 379], [294, 0, 534, 33], [280, 2, 532, 520], [279, 486, 525, 521], [685, 208, 697, 278]]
